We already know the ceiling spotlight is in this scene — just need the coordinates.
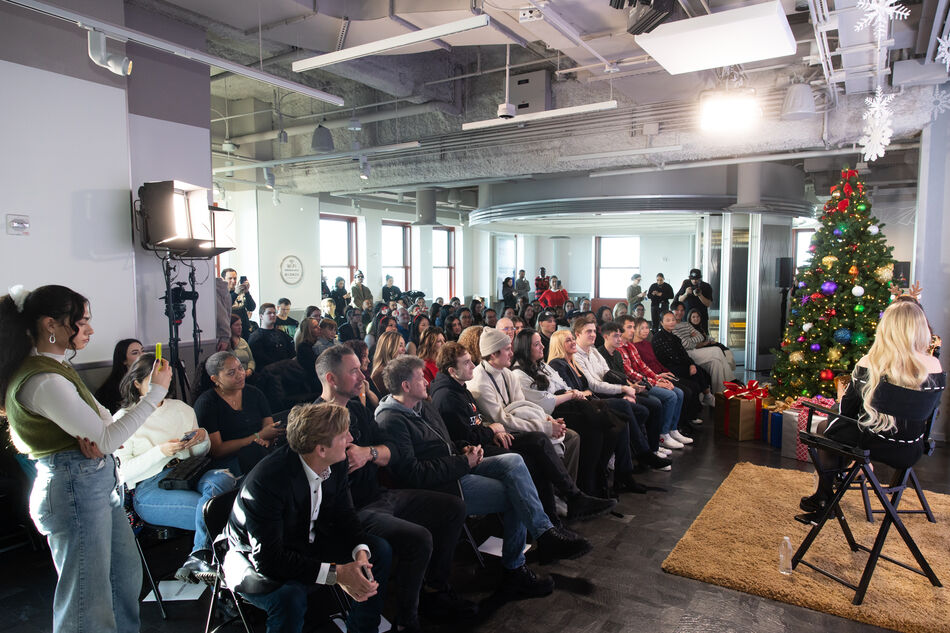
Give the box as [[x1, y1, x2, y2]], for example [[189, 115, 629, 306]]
[[699, 90, 761, 133], [221, 140, 238, 153], [347, 116, 362, 132], [263, 167, 276, 189], [358, 156, 371, 180], [781, 83, 816, 120], [87, 30, 132, 76], [311, 123, 335, 153]]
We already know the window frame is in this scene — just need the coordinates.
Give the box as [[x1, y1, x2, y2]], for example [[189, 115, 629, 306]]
[[594, 235, 641, 299], [432, 226, 456, 299], [381, 220, 412, 291], [319, 213, 359, 283]]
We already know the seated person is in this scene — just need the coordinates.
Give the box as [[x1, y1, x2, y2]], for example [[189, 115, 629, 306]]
[[312, 318, 338, 359], [369, 331, 406, 399], [536, 310, 558, 359], [194, 351, 284, 476], [315, 345, 476, 626], [653, 311, 715, 399], [228, 314, 255, 377], [225, 403, 391, 633], [467, 328, 581, 488], [433, 342, 614, 525], [275, 298, 299, 339], [456, 325, 483, 365], [248, 303, 295, 370], [294, 317, 322, 389], [416, 327, 445, 387], [798, 301, 945, 519], [670, 301, 735, 391], [407, 315, 431, 357], [482, 309, 498, 328], [375, 356, 592, 598], [95, 338, 143, 413], [339, 307, 365, 343], [114, 355, 237, 577]]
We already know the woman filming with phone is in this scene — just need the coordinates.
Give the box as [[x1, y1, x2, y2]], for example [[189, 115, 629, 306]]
[[0, 284, 172, 633], [114, 354, 237, 579]]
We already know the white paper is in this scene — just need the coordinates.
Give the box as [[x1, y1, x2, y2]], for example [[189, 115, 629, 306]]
[[143, 580, 207, 602], [332, 614, 391, 632], [477, 535, 531, 557]]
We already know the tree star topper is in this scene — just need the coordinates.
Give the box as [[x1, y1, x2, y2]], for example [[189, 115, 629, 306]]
[[854, 0, 910, 41]]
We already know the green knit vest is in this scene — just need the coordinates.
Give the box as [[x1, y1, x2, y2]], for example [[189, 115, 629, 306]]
[[5, 356, 98, 458]]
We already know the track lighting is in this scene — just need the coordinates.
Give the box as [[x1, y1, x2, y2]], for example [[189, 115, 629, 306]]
[[87, 30, 132, 76]]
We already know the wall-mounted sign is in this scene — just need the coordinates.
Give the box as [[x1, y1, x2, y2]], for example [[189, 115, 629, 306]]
[[280, 255, 303, 285]]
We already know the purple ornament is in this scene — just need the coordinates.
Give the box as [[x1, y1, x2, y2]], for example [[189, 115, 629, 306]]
[[798, 281, 807, 289], [810, 343, 821, 351], [833, 229, 843, 236], [801, 295, 810, 306], [820, 281, 838, 295], [879, 311, 884, 318]]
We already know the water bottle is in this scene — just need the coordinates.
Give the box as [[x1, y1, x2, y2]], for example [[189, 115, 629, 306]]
[[779, 536, 794, 575]]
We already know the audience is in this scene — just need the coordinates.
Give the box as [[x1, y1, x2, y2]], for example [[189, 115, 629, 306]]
[[652, 311, 716, 399], [339, 307, 365, 343], [670, 303, 736, 390], [502, 277, 516, 311], [647, 273, 674, 332], [225, 402, 390, 633], [222, 268, 256, 336], [330, 277, 351, 320], [676, 269, 713, 333], [416, 327, 445, 386], [538, 278, 569, 309], [350, 270, 373, 309], [514, 269, 531, 302], [443, 315, 462, 342], [293, 317, 322, 390], [228, 314, 256, 376], [194, 351, 284, 476], [457, 307, 474, 330], [248, 303, 295, 370], [312, 317, 339, 359], [275, 298, 299, 338], [114, 354, 237, 578], [511, 315, 526, 335], [456, 325, 484, 365], [612, 302, 628, 320], [536, 310, 558, 358], [370, 331, 406, 398], [375, 355, 592, 599], [407, 314, 431, 356], [627, 274, 645, 312], [322, 296, 338, 321], [534, 267, 550, 301], [483, 308, 498, 328], [381, 274, 401, 304], [95, 338, 143, 413], [496, 317, 516, 342]]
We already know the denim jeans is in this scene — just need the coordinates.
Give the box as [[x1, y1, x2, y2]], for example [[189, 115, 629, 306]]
[[460, 453, 553, 570], [240, 533, 392, 633], [647, 386, 684, 434], [133, 466, 237, 553], [30, 450, 142, 633]]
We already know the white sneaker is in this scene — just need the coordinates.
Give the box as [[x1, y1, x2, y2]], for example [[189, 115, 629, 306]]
[[660, 433, 684, 449], [703, 392, 716, 407], [654, 450, 673, 469], [691, 418, 703, 425], [670, 429, 694, 445], [656, 447, 672, 457]]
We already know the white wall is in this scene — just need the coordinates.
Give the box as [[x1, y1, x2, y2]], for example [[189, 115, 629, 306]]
[[253, 191, 321, 309], [640, 234, 694, 293], [0, 60, 136, 363]]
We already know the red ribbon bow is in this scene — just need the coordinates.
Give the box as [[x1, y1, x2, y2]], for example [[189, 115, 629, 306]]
[[722, 380, 769, 400]]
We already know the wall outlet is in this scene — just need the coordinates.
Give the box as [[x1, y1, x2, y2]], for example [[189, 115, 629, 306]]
[[519, 7, 543, 22]]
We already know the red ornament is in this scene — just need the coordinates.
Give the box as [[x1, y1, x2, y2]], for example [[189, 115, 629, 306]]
[[810, 292, 822, 300], [843, 183, 853, 196], [829, 309, 837, 316], [837, 200, 848, 211], [820, 369, 834, 381], [808, 245, 817, 253]]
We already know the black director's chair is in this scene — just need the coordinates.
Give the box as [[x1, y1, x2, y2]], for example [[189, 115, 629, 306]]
[[791, 402, 941, 605]]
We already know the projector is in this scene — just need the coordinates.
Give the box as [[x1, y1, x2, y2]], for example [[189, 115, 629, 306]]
[[497, 103, 516, 119]]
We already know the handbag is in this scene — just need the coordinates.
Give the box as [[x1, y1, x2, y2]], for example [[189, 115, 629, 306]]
[[159, 454, 212, 490]]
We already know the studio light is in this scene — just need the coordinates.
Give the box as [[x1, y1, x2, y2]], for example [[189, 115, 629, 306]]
[[87, 30, 131, 76], [699, 90, 761, 133], [311, 123, 335, 153]]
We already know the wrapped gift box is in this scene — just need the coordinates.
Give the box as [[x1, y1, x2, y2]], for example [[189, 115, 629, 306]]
[[760, 410, 783, 449], [781, 408, 827, 461], [714, 393, 759, 441]]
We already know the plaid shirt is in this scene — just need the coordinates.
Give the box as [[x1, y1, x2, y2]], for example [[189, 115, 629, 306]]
[[618, 342, 660, 386]]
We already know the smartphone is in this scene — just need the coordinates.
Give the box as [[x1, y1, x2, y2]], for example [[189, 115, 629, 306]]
[[181, 430, 197, 442], [239, 275, 247, 285], [155, 343, 162, 362], [361, 565, 374, 582]]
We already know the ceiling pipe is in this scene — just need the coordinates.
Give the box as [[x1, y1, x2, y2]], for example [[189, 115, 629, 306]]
[[211, 141, 421, 173], [226, 101, 457, 145]]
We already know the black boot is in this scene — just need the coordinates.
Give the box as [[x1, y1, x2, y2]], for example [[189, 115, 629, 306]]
[[566, 491, 617, 522], [535, 526, 593, 564]]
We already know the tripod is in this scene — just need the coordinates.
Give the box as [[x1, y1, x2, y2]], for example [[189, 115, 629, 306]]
[[161, 256, 192, 401]]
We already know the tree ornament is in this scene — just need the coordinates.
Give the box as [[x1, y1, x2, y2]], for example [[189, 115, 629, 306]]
[[874, 265, 893, 282], [868, 224, 880, 235], [837, 201, 848, 212], [820, 369, 834, 381], [811, 292, 823, 300], [851, 285, 865, 297], [821, 255, 838, 268], [797, 336, 806, 343], [860, 87, 896, 162], [834, 328, 852, 343], [854, 304, 866, 313], [849, 265, 859, 276], [820, 281, 838, 295], [831, 189, 841, 199], [857, 203, 867, 211], [810, 343, 822, 351], [798, 281, 807, 289], [828, 347, 843, 362], [802, 389, 811, 396], [789, 351, 805, 363], [833, 229, 844, 236], [808, 244, 817, 253], [802, 322, 814, 332], [852, 332, 868, 346]]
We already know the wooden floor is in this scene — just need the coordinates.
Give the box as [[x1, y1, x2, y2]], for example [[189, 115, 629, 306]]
[[2, 411, 948, 633]]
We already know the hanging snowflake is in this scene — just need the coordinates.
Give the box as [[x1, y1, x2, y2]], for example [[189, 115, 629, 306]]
[[933, 87, 950, 122], [862, 86, 896, 121], [854, 0, 910, 41], [936, 35, 950, 73], [859, 87, 895, 161]]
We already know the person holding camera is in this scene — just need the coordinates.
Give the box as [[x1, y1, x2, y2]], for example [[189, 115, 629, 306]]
[[114, 354, 237, 579], [222, 268, 256, 336], [676, 268, 713, 333], [2, 284, 173, 633]]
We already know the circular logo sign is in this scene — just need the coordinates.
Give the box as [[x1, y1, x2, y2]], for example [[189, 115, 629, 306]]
[[280, 255, 303, 285]]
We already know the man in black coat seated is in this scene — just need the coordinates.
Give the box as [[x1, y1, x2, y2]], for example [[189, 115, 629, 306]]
[[225, 402, 391, 633], [313, 344, 477, 627], [375, 356, 593, 600]]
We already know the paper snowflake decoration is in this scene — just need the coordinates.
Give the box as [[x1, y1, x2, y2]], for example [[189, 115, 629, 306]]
[[933, 87, 950, 122], [862, 86, 895, 121], [854, 0, 910, 41], [936, 35, 950, 73]]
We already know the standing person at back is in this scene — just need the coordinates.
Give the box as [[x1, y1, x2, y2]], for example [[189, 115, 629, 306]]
[[381, 275, 401, 304], [676, 269, 713, 333], [626, 274, 645, 312], [350, 271, 373, 309], [647, 273, 674, 332], [514, 270, 531, 304], [248, 303, 295, 370], [222, 268, 256, 336], [534, 267, 550, 301]]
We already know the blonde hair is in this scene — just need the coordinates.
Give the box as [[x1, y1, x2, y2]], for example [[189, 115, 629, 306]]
[[457, 325, 484, 364], [286, 402, 350, 454], [371, 331, 405, 382], [858, 300, 932, 433], [547, 330, 574, 363], [612, 302, 628, 319]]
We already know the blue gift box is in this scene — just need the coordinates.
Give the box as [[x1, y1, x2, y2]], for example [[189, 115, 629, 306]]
[[760, 410, 783, 449]]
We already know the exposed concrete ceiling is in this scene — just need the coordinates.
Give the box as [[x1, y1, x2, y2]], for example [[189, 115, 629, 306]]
[[126, 0, 948, 211]]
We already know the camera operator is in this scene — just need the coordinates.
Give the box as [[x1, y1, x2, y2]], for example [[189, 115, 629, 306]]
[[676, 269, 713, 334], [222, 268, 256, 335]]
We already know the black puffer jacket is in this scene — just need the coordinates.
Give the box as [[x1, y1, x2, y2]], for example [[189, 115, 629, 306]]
[[429, 372, 495, 448]]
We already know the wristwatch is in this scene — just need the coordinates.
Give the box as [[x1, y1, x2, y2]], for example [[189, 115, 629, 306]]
[[326, 564, 337, 585], [369, 446, 379, 463]]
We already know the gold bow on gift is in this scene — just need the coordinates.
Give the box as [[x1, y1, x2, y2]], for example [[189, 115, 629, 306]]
[[765, 396, 801, 413], [722, 380, 769, 400]]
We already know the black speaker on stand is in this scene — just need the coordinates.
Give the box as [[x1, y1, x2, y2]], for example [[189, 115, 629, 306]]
[[776, 257, 794, 336]]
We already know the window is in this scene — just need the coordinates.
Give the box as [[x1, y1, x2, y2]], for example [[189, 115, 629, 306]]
[[381, 221, 411, 290], [320, 214, 358, 287], [795, 229, 816, 270], [595, 236, 640, 298], [432, 227, 455, 301]]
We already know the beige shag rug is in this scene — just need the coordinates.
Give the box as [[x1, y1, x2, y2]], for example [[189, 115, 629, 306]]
[[661, 462, 949, 633]]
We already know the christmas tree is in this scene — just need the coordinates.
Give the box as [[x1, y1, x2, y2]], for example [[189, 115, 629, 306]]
[[771, 167, 896, 399]]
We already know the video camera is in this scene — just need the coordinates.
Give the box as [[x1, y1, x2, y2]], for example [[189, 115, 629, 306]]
[[162, 282, 199, 324]]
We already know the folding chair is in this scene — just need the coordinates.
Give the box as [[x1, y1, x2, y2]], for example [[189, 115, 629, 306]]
[[791, 402, 941, 605], [200, 489, 253, 633]]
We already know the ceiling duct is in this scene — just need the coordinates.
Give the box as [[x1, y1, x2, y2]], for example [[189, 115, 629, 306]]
[[412, 189, 443, 226]]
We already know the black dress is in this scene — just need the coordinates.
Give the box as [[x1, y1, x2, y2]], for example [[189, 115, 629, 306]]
[[825, 367, 945, 469]]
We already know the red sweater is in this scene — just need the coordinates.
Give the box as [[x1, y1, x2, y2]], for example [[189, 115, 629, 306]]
[[538, 289, 569, 308], [633, 340, 669, 375]]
